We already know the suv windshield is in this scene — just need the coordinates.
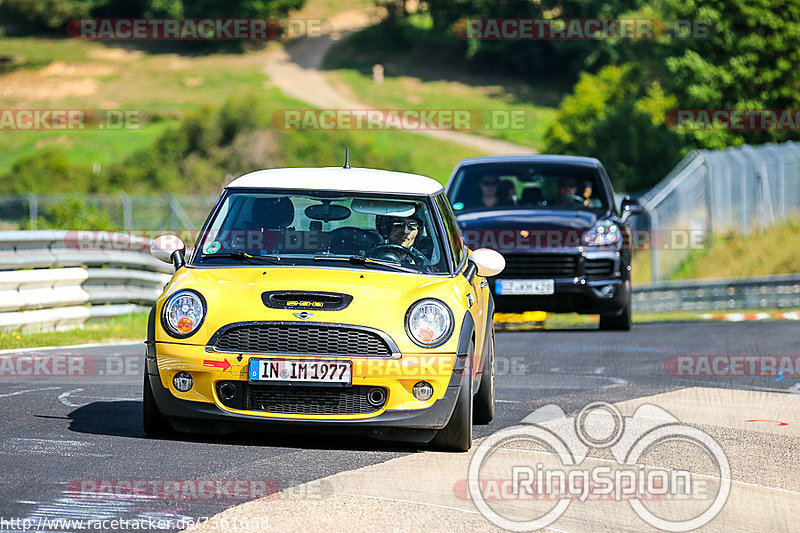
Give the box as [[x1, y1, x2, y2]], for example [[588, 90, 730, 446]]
[[193, 190, 448, 274], [449, 163, 610, 214]]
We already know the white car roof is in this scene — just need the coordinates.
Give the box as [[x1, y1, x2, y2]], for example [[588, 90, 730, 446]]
[[227, 167, 444, 196]]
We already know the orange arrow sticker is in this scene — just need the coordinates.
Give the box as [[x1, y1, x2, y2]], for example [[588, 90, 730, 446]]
[[203, 359, 231, 371]]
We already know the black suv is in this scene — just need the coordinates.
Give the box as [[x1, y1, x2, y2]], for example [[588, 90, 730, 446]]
[[446, 155, 643, 330]]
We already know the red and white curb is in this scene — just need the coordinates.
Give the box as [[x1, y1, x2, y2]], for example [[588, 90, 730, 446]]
[[698, 311, 800, 322]]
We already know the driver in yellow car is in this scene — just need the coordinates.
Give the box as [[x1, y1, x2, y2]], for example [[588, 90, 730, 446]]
[[387, 216, 420, 248]]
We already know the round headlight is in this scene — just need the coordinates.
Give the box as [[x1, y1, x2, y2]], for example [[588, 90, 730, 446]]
[[162, 290, 206, 338], [405, 299, 454, 348]]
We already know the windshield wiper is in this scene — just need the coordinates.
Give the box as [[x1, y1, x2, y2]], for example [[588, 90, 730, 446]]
[[313, 254, 417, 273], [204, 251, 281, 264]]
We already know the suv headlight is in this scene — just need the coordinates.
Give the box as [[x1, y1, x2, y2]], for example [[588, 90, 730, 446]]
[[584, 221, 621, 246], [162, 289, 206, 338], [405, 299, 454, 348]]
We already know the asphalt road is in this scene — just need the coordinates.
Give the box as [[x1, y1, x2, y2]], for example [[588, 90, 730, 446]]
[[0, 321, 797, 532]]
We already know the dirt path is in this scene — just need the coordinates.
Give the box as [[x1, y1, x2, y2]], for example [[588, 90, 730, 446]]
[[264, 9, 537, 156]]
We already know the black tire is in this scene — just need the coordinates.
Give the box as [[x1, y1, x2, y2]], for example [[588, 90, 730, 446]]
[[143, 373, 173, 437], [599, 294, 633, 331], [473, 330, 495, 425], [432, 343, 473, 452]]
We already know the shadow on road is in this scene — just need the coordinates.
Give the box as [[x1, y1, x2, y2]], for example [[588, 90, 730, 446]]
[[66, 401, 422, 453]]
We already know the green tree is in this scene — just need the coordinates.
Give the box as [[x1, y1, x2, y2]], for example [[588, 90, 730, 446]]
[[545, 65, 682, 191]]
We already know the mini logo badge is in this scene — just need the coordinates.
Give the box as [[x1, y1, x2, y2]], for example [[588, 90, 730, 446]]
[[293, 311, 315, 320]]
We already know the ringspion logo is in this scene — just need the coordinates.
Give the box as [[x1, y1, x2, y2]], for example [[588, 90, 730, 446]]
[[467, 402, 730, 531]]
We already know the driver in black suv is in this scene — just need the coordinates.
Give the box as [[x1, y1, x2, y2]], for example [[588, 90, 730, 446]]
[[555, 176, 579, 203]]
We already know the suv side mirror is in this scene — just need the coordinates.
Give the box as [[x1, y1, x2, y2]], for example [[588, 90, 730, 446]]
[[151, 234, 186, 271], [463, 248, 505, 283], [620, 196, 644, 222]]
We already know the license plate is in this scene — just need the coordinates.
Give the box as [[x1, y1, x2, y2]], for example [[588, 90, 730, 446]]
[[495, 279, 555, 295], [248, 359, 352, 385]]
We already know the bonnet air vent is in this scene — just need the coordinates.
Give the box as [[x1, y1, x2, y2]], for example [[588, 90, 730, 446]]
[[261, 291, 353, 311]]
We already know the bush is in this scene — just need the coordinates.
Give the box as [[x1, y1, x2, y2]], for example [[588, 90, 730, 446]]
[[37, 196, 113, 230], [6, 147, 92, 194]]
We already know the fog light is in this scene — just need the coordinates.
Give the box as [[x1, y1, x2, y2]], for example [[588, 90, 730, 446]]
[[598, 284, 616, 298], [412, 381, 434, 401], [173, 371, 193, 392], [218, 382, 236, 401], [366, 387, 387, 408]]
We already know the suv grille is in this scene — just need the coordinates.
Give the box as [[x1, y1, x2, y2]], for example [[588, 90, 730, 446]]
[[246, 384, 384, 415], [211, 323, 393, 356], [584, 259, 615, 279], [501, 254, 578, 278]]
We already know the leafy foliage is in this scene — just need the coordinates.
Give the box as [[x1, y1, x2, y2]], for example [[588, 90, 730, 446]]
[[0, 0, 305, 31], [545, 65, 682, 191], [37, 196, 113, 230]]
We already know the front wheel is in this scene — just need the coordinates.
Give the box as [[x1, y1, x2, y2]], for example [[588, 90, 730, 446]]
[[599, 294, 632, 331], [432, 344, 473, 452], [143, 373, 173, 437], [473, 330, 495, 424]]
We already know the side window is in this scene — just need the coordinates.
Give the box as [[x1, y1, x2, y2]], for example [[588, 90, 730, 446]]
[[435, 194, 465, 267]]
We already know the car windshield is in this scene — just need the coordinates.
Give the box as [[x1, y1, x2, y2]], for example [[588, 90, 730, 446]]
[[449, 163, 610, 214], [193, 190, 449, 274]]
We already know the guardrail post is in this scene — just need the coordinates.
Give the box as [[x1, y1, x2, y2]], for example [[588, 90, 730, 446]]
[[120, 192, 133, 231], [699, 153, 714, 245], [27, 193, 38, 230], [649, 210, 660, 282], [729, 149, 750, 236]]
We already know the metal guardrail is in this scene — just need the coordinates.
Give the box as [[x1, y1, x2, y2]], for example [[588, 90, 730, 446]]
[[633, 274, 800, 313], [1, 231, 798, 330], [0, 231, 171, 331]]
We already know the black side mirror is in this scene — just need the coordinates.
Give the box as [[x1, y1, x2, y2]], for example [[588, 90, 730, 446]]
[[620, 196, 644, 222]]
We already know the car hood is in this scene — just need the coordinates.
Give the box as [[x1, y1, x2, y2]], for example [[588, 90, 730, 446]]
[[456, 209, 599, 230], [456, 209, 602, 252]]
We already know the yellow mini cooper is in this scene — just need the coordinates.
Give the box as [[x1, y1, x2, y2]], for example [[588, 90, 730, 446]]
[[145, 166, 504, 451]]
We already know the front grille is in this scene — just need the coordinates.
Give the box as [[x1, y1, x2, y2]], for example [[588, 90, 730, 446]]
[[501, 254, 578, 278], [584, 259, 615, 280], [246, 384, 384, 415], [212, 323, 393, 356]]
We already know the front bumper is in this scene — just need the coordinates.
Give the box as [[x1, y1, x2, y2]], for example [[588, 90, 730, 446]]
[[492, 277, 630, 314], [491, 250, 629, 314], [146, 342, 468, 442]]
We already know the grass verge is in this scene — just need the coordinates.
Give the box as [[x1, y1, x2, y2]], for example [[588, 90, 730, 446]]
[[0, 313, 148, 350], [0, 35, 482, 186], [632, 217, 800, 285], [670, 218, 800, 280]]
